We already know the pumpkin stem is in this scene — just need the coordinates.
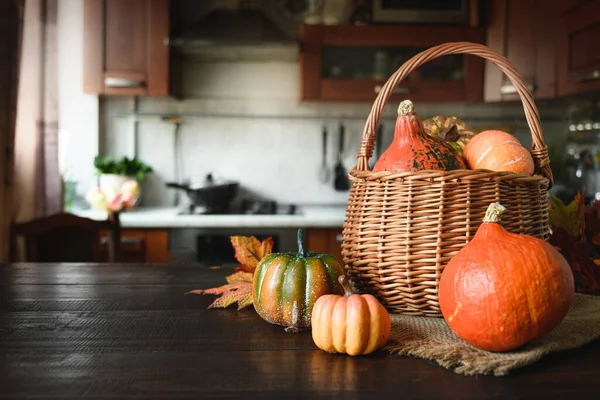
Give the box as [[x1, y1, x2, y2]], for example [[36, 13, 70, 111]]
[[297, 228, 307, 257], [483, 202, 507, 223], [397, 100, 415, 116], [338, 275, 354, 297]]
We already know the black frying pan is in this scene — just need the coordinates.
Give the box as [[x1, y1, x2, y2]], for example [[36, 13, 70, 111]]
[[166, 174, 239, 213]]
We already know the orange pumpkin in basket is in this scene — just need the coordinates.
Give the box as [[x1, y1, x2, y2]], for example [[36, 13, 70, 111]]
[[373, 100, 465, 172], [311, 275, 391, 356], [463, 130, 534, 175], [438, 203, 574, 352]]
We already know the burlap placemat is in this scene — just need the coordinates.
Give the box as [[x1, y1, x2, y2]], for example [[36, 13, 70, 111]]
[[385, 293, 600, 376]]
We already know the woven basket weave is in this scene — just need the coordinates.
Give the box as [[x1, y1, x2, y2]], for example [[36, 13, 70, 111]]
[[341, 42, 554, 318]]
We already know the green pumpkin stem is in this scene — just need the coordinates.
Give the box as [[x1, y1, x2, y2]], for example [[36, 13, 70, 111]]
[[297, 228, 307, 258], [338, 275, 354, 297], [483, 202, 507, 223]]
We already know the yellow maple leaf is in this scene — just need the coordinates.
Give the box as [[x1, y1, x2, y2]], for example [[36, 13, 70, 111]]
[[226, 271, 253, 284], [185, 272, 254, 310], [207, 284, 253, 310], [230, 236, 274, 273], [186, 236, 272, 309], [549, 192, 585, 239]]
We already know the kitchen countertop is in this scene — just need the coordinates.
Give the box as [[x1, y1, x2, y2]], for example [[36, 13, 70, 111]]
[[72, 205, 347, 229]]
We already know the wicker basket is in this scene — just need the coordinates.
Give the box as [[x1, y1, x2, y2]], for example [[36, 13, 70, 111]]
[[341, 42, 554, 318]]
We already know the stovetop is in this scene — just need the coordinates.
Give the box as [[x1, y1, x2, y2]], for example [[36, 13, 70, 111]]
[[178, 199, 298, 216]]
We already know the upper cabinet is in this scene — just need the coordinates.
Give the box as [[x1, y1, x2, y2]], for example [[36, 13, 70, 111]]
[[299, 24, 486, 103], [484, 0, 560, 102], [557, 0, 600, 96], [560, 0, 593, 13], [83, 0, 172, 96]]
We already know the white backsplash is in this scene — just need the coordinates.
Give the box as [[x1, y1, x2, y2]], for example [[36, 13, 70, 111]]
[[102, 61, 569, 207]]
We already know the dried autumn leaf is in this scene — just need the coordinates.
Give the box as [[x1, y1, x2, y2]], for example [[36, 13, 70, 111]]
[[585, 200, 600, 244], [207, 284, 253, 310], [185, 271, 254, 310], [549, 192, 584, 238], [230, 236, 274, 273], [549, 228, 600, 295], [226, 271, 253, 284], [185, 235, 269, 310], [549, 190, 600, 295]]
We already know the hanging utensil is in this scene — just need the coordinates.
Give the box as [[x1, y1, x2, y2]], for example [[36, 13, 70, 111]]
[[319, 125, 330, 183], [334, 122, 351, 191]]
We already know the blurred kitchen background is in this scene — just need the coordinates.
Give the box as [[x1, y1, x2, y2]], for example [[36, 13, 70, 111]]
[[11, 0, 600, 263]]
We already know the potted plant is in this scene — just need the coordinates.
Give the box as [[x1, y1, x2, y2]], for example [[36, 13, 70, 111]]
[[90, 155, 153, 211]]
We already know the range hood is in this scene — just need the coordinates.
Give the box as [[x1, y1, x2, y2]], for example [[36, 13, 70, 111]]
[[170, 8, 299, 62]]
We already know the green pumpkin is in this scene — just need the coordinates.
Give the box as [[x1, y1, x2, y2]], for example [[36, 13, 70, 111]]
[[252, 229, 346, 332]]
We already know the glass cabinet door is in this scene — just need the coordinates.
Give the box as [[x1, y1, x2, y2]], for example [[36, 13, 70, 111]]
[[300, 24, 485, 102], [322, 46, 464, 82]]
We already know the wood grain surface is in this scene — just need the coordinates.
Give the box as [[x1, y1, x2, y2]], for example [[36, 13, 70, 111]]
[[1, 263, 600, 399]]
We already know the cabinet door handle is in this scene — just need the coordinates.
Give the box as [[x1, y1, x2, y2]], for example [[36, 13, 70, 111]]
[[500, 83, 536, 95], [105, 77, 146, 88], [374, 85, 409, 95], [578, 70, 600, 83], [336, 233, 343, 243]]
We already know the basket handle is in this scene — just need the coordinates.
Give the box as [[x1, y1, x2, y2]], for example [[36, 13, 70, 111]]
[[355, 42, 553, 186]]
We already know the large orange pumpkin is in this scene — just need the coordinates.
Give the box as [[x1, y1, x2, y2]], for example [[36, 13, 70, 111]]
[[311, 275, 391, 356], [439, 203, 575, 352], [463, 130, 534, 175], [373, 100, 465, 172]]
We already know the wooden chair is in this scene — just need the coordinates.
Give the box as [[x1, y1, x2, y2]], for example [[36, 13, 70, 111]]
[[11, 213, 121, 262]]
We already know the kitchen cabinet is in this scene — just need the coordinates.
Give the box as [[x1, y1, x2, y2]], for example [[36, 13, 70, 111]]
[[83, 0, 172, 96], [560, 0, 591, 13], [101, 229, 170, 263], [484, 0, 560, 102], [557, 0, 600, 96], [306, 228, 343, 263], [299, 24, 486, 103]]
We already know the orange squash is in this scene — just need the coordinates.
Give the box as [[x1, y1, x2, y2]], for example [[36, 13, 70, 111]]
[[311, 275, 391, 356], [373, 100, 465, 172], [463, 130, 534, 175], [439, 203, 575, 352]]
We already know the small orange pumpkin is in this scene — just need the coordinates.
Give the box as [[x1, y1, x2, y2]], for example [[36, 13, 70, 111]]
[[439, 203, 575, 352], [463, 130, 534, 175], [311, 275, 391, 356]]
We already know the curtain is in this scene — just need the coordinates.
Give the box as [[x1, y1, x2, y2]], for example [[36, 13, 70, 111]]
[[0, 0, 24, 262], [13, 0, 62, 225]]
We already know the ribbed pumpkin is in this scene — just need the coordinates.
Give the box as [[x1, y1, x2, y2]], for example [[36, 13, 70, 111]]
[[252, 229, 345, 332], [463, 129, 534, 175], [373, 100, 465, 172], [311, 275, 391, 356], [439, 203, 575, 352]]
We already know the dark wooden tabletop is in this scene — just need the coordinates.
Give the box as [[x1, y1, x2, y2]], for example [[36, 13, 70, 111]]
[[1, 263, 600, 399]]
